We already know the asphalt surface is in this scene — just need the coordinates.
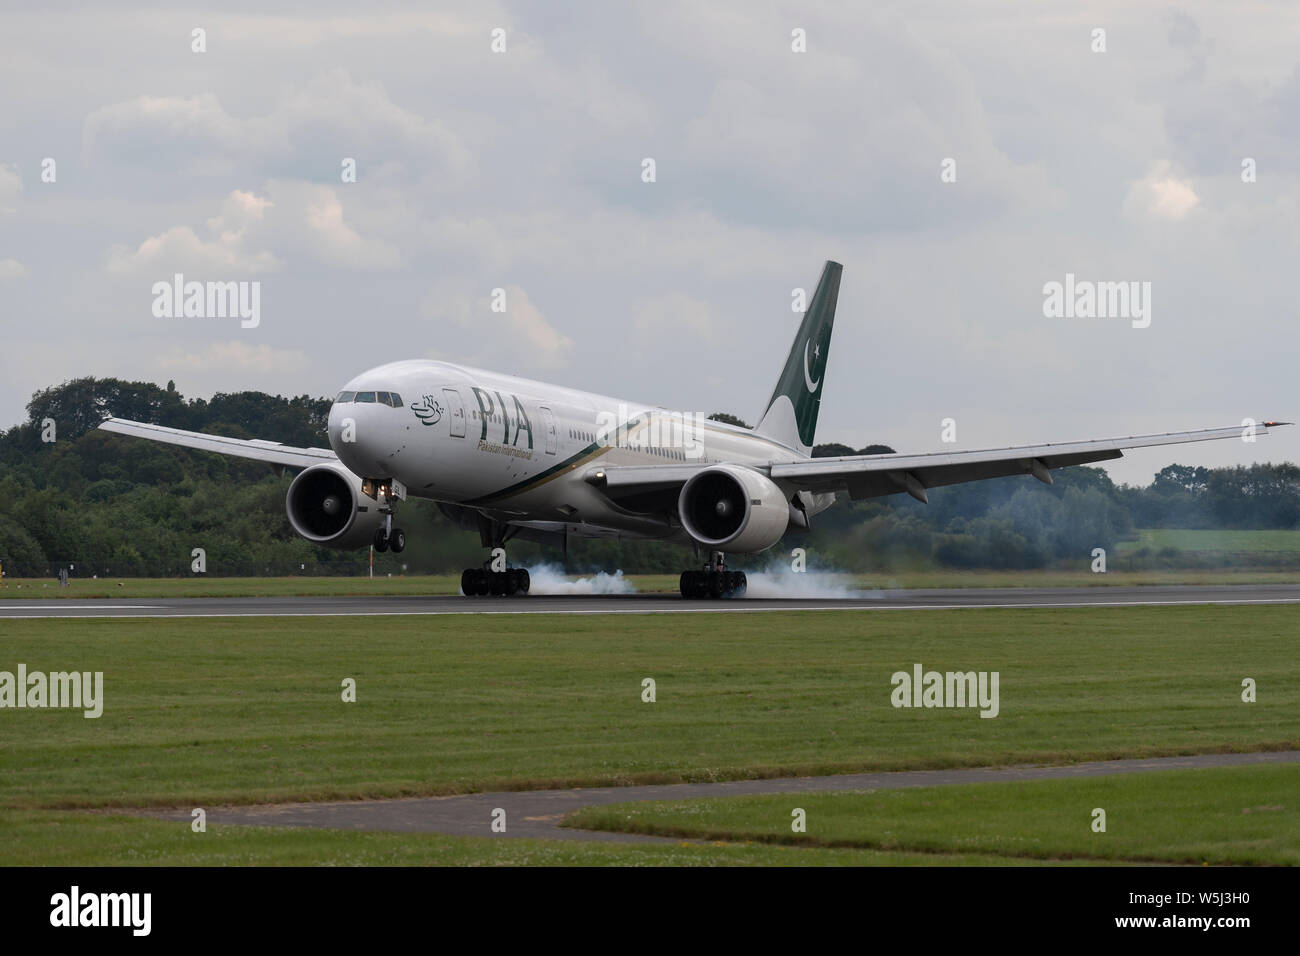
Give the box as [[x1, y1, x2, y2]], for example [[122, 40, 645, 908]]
[[144, 750, 1300, 841], [3, 584, 1300, 618]]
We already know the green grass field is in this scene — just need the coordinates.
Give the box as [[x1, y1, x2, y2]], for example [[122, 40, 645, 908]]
[[1116, 529, 1300, 554], [2, 606, 1295, 865], [1, 567, 1296, 599], [564, 764, 1299, 865]]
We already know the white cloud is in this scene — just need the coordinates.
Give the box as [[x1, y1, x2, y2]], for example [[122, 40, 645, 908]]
[[157, 341, 310, 375], [1124, 161, 1201, 221], [105, 213, 283, 277], [105, 182, 401, 276], [422, 281, 573, 371], [0, 164, 21, 215], [498, 285, 573, 368], [267, 180, 404, 270], [83, 70, 469, 182], [0, 258, 30, 280], [630, 293, 720, 347]]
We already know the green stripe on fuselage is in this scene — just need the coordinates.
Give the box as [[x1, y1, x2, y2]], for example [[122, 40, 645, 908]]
[[463, 440, 609, 505]]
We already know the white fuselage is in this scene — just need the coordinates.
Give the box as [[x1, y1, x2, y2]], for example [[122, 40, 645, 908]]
[[327, 360, 830, 542]]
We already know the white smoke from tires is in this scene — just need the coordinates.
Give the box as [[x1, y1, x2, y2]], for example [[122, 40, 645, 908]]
[[523, 563, 637, 595], [738, 564, 858, 599]]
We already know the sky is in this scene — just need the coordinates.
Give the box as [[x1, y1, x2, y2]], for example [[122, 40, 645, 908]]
[[1, 0, 1297, 485]]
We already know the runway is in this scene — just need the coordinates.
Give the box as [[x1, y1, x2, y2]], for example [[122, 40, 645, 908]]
[[3, 584, 1300, 618], [143, 750, 1300, 842]]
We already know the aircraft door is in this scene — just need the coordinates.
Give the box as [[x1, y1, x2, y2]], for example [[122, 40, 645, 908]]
[[443, 387, 466, 438], [539, 405, 558, 455]]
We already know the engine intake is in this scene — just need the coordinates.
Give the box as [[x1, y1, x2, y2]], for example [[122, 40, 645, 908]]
[[286, 463, 384, 549], [678, 464, 789, 553]]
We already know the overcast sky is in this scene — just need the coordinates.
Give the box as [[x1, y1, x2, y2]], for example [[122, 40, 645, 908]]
[[1, 0, 1297, 484]]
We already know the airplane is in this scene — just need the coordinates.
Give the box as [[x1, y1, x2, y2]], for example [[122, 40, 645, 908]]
[[99, 261, 1288, 598]]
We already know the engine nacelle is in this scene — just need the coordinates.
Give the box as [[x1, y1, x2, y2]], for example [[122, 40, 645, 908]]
[[677, 464, 789, 553], [286, 463, 384, 550]]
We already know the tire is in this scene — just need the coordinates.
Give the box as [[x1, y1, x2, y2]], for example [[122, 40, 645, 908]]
[[707, 571, 724, 599], [490, 571, 506, 596], [734, 571, 747, 598], [373, 529, 389, 553], [505, 569, 520, 595], [519, 569, 530, 594], [460, 569, 474, 596], [389, 529, 405, 554], [679, 571, 692, 598]]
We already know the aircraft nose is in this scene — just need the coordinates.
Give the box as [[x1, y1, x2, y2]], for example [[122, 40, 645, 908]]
[[327, 402, 353, 450], [329, 399, 402, 477]]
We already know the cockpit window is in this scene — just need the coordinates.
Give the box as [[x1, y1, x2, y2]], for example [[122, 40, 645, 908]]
[[335, 390, 403, 406]]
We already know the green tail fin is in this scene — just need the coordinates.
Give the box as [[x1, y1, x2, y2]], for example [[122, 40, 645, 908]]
[[754, 260, 842, 454]]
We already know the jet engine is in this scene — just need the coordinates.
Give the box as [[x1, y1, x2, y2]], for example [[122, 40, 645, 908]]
[[285, 463, 384, 549], [677, 464, 789, 553]]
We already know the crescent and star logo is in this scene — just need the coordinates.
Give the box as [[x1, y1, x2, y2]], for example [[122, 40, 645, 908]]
[[803, 339, 822, 393]]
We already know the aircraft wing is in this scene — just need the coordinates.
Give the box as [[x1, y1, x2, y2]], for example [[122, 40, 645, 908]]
[[767, 422, 1288, 502], [588, 422, 1287, 504], [98, 417, 338, 471]]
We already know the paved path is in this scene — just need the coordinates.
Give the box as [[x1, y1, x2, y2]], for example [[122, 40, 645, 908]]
[[144, 750, 1300, 842]]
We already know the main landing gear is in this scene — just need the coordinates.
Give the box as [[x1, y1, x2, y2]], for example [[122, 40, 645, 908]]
[[459, 515, 531, 597], [680, 551, 746, 599], [460, 565, 531, 597]]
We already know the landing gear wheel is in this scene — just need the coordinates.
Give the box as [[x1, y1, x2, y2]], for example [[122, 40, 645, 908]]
[[679, 565, 746, 599], [389, 528, 405, 554], [708, 572, 725, 599], [679, 569, 706, 598], [373, 528, 389, 553], [459, 564, 531, 598]]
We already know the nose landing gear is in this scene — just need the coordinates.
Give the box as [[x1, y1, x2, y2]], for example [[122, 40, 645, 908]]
[[366, 478, 406, 553], [373, 526, 405, 554]]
